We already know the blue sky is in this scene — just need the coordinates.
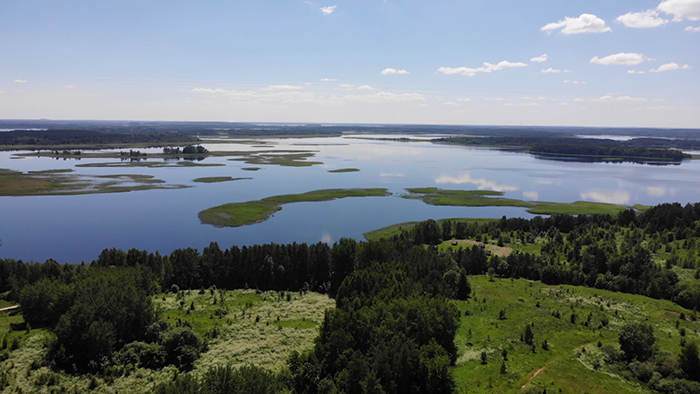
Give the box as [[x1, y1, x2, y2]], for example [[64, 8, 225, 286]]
[[1, 0, 699, 127]]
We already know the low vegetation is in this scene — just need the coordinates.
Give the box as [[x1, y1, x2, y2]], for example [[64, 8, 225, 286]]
[[228, 151, 323, 167], [198, 188, 391, 227], [328, 168, 360, 173], [192, 176, 251, 183], [404, 187, 635, 216]]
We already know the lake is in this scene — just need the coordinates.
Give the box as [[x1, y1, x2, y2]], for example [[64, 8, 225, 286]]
[[2, 135, 700, 263]]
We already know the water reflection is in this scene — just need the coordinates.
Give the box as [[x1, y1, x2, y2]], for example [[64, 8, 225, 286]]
[[646, 187, 666, 197], [434, 174, 519, 192], [580, 191, 631, 205], [523, 191, 539, 200]]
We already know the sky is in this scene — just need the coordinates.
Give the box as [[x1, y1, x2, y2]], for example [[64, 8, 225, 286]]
[[1, 0, 699, 128]]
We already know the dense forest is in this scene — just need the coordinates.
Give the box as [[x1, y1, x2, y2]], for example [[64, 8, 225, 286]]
[[435, 136, 691, 161], [0, 129, 198, 148], [2, 201, 700, 392]]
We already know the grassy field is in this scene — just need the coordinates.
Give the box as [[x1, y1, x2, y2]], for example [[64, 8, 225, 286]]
[[0, 169, 190, 196], [328, 168, 360, 173], [192, 176, 252, 183], [404, 187, 635, 216], [75, 161, 224, 168], [0, 290, 333, 394], [452, 275, 699, 394], [228, 151, 323, 167], [199, 188, 391, 227]]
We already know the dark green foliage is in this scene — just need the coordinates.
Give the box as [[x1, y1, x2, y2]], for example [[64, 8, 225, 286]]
[[18, 278, 73, 327], [680, 341, 700, 381], [619, 322, 656, 362], [162, 327, 205, 371], [522, 324, 534, 345], [456, 269, 471, 300]]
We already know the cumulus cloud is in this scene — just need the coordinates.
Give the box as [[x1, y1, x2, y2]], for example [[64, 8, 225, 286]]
[[581, 191, 631, 205], [444, 102, 459, 106], [14, 79, 27, 83], [686, 26, 700, 31], [650, 62, 692, 72], [531, 54, 548, 62], [339, 84, 354, 90], [628, 70, 647, 74], [434, 174, 519, 192], [456, 98, 472, 102], [357, 85, 374, 91], [563, 80, 586, 84], [541, 68, 562, 73], [262, 85, 303, 91], [320, 78, 337, 82], [657, 0, 700, 21], [485, 97, 504, 101], [437, 61, 528, 77], [541, 13, 612, 35], [342, 91, 425, 103], [320, 5, 337, 15], [591, 94, 648, 102], [381, 68, 410, 75], [590, 52, 646, 65], [616, 10, 668, 28]]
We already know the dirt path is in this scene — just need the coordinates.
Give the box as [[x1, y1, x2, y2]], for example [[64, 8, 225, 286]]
[[521, 367, 546, 389], [0, 305, 18, 312]]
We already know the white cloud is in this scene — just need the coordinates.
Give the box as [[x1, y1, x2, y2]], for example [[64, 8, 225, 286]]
[[563, 80, 586, 84], [342, 91, 425, 103], [627, 70, 647, 74], [320, 5, 337, 15], [339, 84, 354, 90], [590, 52, 646, 65], [538, 97, 547, 100], [535, 179, 553, 185], [64, 85, 74, 88], [437, 61, 528, 77], [444, 102, 459, 106], [616, 10, 668, 28], [262, 85, 303, 91], [14, 79, 27, 83], [357, 85, 374, 91], [456, 98, 472, 102], [521, 103, 541, 106], [523, 191, 539, 200], [580, 191, 631, 205], [541, 14, 612, 35], [657, 0, 700, 21], [531, 54, 548, 62], [320, 78, 337, 82], [686, 26, 700, 31], [541, 68, 562, 73], [592, 94, 648, 102], [559, 102, 570, 106], [650, 62, 692, 72], [381, 68, 410, 75], [485, 97, 504, 101], [434, 174, 519, 192]]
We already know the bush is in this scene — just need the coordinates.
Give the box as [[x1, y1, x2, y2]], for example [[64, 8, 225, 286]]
[[162, 327, 204, 371]]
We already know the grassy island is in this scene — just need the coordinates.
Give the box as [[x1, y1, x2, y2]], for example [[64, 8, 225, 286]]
[[192, 176, 251, 183], [328, 168, 360, 173], [199, 188, 390, 227], [404, 187, 635, 216]]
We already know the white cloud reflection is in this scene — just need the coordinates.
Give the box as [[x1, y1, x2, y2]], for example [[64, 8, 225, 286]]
[[523, 191, 540, 200], [580, 191, 631, 205], [646, 187, 666, 197], [435, 174, 519, 192]]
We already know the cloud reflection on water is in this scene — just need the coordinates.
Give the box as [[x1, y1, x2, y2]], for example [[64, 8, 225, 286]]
[[435, 174, 519, 192], [580, 191, 631, 205]]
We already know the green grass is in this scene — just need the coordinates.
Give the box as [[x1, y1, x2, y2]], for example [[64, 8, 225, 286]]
[[328, 168, 360, 173], [0, 169, 190, 196], [404, 187, 637, 216], [199, 188, 391, 227], [0, 290, 333, 393], [452, 276, 699, 393], [192, 176, 252, 183], [228, 152, 323, 167]]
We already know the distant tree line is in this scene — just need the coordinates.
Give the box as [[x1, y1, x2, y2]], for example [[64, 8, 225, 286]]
[[436, 136, 691, 161], [0, 129, 198, 148]]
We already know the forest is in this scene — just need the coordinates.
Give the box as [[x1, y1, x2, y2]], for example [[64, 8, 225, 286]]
[[435, 136, 691, 161], [0, 129, 198, 148], [2, 202, 700, 392]]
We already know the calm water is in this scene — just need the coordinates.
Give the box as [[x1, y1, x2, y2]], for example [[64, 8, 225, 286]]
[[2, 135, 700, 263]]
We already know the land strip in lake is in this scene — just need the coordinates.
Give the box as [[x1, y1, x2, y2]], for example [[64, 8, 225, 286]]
[[328, 168, 360, 173], [199, 188, 390, 227], [403, 188, 637, 216], [0, 168, 189, 196], [227, 151, 322, 167], [192, 177, 252, 183]]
